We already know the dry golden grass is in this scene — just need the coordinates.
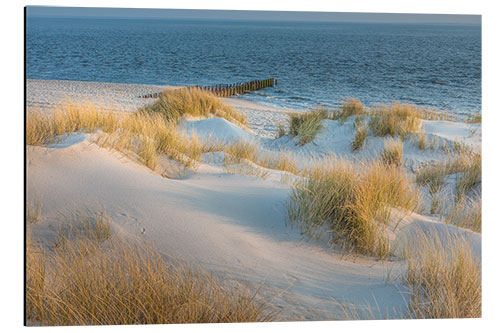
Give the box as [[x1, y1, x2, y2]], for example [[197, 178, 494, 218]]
[[329, 98, 366, 122], [276, 123, 286, 139], [27, 100, 224, 172], [220, 143, 300, 180], [441, 196, 481, 233], [257, 149, 299, 175], [26, 215, 273, 326], [26, 100, 119, 146], [416, 152, 481, 203], [223, 157, 271, 180], [417, 132, 426, 150], [288, 109, 327, 145], [351, 121, 368, 151], [403, 231, 481, 318], [456, 153, 481, 201], [466, 113, 482, 123], [141, 88, 247, 126], [380, 139, 403, 167], [27, 100, 303, 178], [288, 159, 418, 258], [223, 140, 259, 162], [368, 103, 423, 139]]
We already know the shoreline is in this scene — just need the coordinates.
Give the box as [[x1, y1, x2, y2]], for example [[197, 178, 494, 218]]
[[27, 78, 292, 138]]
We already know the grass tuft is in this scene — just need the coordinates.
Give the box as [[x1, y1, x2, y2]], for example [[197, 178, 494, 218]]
[[276, 123, 286, 139], [288, 109, 327, 146], [351, 121, 368, 152], [417, 132, 426, 150], [26, 220, 272, 325], [141, 88, 246, 126], [380, 139, 403, 167], [368, 103, 423, 139], [466, 113, 482, 123], [403, 232, 481, 318], [330, 98, 366, 122], [455, 153, 481, 201], [288, 159, 418, 258], [441, 195, 481, 233]]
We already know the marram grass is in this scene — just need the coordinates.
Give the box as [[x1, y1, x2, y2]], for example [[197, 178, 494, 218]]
[[288, 158, 419, 258], [26, 213, 273, 326]]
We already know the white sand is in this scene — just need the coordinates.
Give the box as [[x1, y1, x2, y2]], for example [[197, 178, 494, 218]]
[[26, 79, 481, 320], [27, 79, 168, 112]]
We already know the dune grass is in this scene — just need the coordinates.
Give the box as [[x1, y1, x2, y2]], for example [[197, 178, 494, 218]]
[[417, 132, 426, 150], [257, 149, 300, 175], [455, 153, 481, 201], [380, 139, 403, 167], [276, 123, 286, 139], [26, 100, 119, 146], [368, 103, 423, 139], [416, 152, 481, 203], [27, 99, 303, 178], [466, 113, 482, 123], [440, 196, 481, 233], [403, 232, 481, 318], [223, 156, 271, 180], [26, 214, 272, 326], [329, 98, 366, 122], [288, 159, 418, 258], [27, 101, 224, 172], [351, 120, 368, 151], [140, 88, 247, 126], [288, 109, 328, 146]]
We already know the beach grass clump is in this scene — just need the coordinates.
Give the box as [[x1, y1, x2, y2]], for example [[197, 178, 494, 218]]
[[403, 232, 481, 318], [330, 98, 366, 122], [417, 132, 426, 150], [368, 103, 422, 139], [258, 150, 299, 175], [466, 113, 482, 123], [288, 109, 328, 145], [351, 120, 368, 151], [455, 153, 481, 201], [288, 159, 418, 258], [26, 100, 217, 171], [141, 88, 246, 126], [26, 101, 119, 146], [416, 152, 481, 199], [276, 123, 286, 139], [441, 196, 481, 233], [223, 140, 259, 162], [26, 221, 272, 325], [96, 112, 209, 170], [223, 157, 271, 180], [380, 139, 403, 167], [415, 153, 469, 195], [416, 164, 447, 196], [54, 211, 112, 248]]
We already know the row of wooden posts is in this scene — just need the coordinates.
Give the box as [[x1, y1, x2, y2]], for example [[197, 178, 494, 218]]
[[139, 78, 277, 99]]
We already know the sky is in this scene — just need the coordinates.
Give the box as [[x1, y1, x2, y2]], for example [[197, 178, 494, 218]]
[[26, 6, 481, 24]]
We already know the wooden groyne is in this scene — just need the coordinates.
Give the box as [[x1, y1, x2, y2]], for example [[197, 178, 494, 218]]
[[139, 78, 277, 99]]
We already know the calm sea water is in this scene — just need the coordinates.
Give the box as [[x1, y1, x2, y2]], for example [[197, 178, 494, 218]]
[[26, 17, 481, 116]]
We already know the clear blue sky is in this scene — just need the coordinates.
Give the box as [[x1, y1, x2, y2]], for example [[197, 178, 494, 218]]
[[26, 6, 480, 24]]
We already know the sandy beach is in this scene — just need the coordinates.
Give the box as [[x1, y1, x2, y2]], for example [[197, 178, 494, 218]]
[[26, 79, 481, 321]]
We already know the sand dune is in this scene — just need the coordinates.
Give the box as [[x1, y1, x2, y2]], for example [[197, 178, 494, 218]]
[[26, 79, 481, 321]]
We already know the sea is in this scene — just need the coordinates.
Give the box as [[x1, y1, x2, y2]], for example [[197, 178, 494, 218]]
[[26, 16, 481, 116]]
